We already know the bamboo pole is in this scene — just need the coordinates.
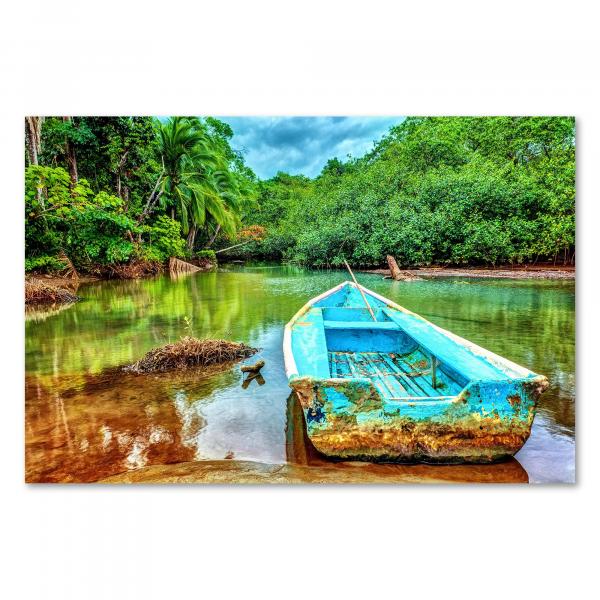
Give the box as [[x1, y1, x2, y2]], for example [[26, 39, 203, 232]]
[[343, 259, 376, 321]]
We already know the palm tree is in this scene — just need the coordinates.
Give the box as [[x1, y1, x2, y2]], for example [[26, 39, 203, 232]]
[[153, 117, 244, 251]]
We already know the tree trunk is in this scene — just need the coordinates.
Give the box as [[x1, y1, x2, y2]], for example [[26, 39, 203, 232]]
[[63, 117, 78, 186], [186, 225, 197, 252], [387, 255, 403, 280], [25, 117, 46, 207], [214, 240, 254, 254], [25, 117, 44, 166], [169, 257, 200, 275], [205, 224, 221, 248], [137, 170, 164, 225], [115, 149, 129, 199], [386, 255, 421, 281]]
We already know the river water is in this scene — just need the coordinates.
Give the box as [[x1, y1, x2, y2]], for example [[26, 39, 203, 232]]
[[25, 265, 575, 483]]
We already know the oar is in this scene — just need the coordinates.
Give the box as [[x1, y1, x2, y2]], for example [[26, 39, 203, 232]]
[[343, 259, 376, 321]]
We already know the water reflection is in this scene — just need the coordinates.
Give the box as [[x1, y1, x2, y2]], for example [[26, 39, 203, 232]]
[[25, 267, 575, 483], [24, 367, 530, 484]]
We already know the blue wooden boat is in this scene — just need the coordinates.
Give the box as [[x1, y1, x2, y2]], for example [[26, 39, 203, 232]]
[[283, 280, 549, 463]]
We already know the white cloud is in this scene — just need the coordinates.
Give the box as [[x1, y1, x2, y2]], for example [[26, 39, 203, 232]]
[[217, 116, 404, 179]]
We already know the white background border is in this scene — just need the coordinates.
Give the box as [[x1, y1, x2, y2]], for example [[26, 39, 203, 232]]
[[1, 2, 595, 598]]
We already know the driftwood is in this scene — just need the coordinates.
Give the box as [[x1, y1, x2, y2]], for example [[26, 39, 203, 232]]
[[241, 359, 265, 373], [169, 257, 200, 275], [241, 359, 266, 388], [386, 255, 422, 281], [240, 359, 266, 388]]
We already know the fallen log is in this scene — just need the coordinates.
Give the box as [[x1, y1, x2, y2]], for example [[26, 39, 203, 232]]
[[242, 372, 266, 389], [169, 257, 200, 275], [386, 255, 422, 281]]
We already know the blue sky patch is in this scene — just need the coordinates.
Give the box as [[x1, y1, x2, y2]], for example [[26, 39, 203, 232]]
[[218, 116, 404, 179]]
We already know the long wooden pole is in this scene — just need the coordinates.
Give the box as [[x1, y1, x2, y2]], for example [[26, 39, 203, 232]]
[[214, 240, 253, 254], [344, 259, 376, 321]]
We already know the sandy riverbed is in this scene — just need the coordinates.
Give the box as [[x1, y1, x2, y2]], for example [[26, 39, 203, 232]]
[[362, 266, 574, 280]]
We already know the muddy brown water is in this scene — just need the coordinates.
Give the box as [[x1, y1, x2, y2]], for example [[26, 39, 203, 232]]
[[25, 265, 575, 483]]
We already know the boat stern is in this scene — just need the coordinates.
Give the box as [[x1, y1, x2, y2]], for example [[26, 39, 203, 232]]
[[289, 373, 549, 463]]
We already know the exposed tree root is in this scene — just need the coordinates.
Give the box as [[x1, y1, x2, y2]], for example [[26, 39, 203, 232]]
[[96, 260, 164, 279]]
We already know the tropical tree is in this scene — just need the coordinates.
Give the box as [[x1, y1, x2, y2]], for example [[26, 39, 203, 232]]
[[146, 117, 251, 251]]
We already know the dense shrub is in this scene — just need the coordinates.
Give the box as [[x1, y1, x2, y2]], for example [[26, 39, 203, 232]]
[[143, 215, 188, 260], [244, 117, 575, 267]]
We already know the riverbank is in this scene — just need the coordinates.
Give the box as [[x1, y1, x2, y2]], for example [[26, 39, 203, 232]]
[[100, 458, 529, 484], [362, 265, 575, 280], [24, 255, 218, 304]]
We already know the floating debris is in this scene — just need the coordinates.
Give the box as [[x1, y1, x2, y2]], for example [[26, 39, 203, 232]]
[[241, 359, 265, 373], [240, 359, 266, 388], [126, 336, 258, 374]]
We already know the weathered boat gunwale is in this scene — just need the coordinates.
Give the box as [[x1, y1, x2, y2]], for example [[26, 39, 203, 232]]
[[283, 280, 349, 380], [284, 280, 543, 390]]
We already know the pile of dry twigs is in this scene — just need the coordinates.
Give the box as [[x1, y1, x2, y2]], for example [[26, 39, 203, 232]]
[[25, 279, 79, 305], [126, 337, 258, 374]]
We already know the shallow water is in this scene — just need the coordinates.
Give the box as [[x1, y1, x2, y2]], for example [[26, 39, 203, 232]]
[[25, 265, 575, 483]]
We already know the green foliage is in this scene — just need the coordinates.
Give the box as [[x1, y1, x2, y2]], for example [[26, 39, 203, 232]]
[[25, 116, 258, 272], [39, 117, 160, 213], [143, 215, 188, 260], [25, 166, 138, 268], [247, 117, 575, 266], [24, 116, 574, 272], [196, 249, 216, 260], [156, 117, 257, 248], [25, 255, 66, 273]]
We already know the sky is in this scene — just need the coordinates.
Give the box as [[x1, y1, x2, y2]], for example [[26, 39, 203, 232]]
[[218, 116, 404, 179]]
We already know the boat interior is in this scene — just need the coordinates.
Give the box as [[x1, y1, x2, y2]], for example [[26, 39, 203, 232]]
[[321, 306, 467, 400], [290, 282, 521, 402]]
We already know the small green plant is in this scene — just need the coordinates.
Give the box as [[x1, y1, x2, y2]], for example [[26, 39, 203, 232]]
[[144, 215, 188, 260], [183, 315, 194, 337], [196, 249, 216, 261]]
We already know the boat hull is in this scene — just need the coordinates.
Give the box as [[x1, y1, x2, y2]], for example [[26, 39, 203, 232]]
[[290, 374, 548, 463], [284, 280, 549, 464]]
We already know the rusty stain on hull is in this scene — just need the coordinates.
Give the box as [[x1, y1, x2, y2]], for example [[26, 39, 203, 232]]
[[291, 376, 545, 463]]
